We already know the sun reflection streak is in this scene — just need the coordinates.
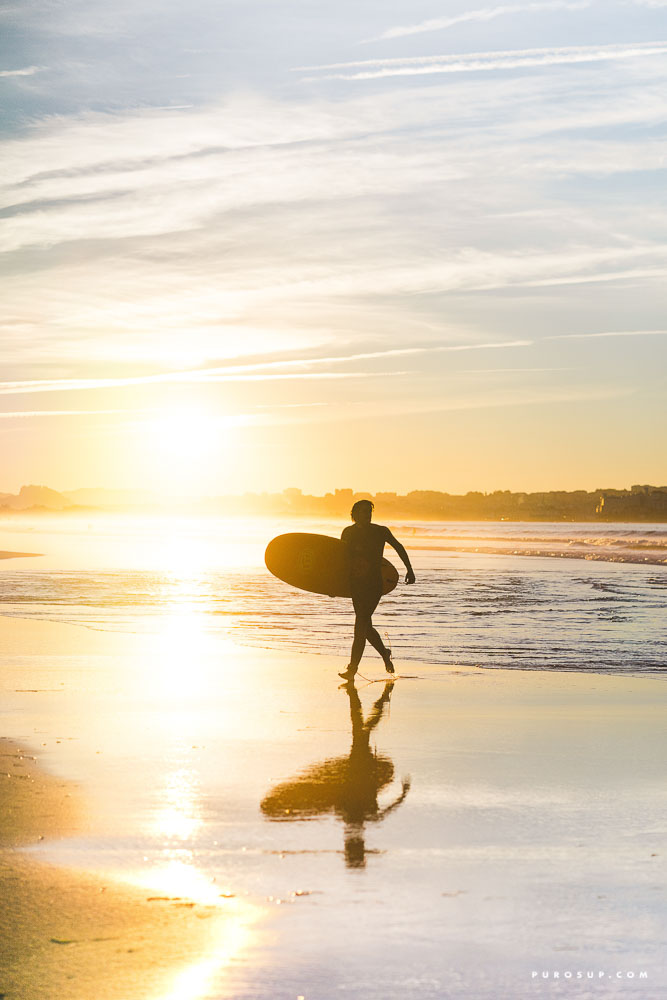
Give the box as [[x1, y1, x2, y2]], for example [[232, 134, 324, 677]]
[[102, 521, 265, 999], [151, 597, 214, 699], [131, 856, 221, 904], [152, 767, 202, 841], [127, 857, 259, 1000], [156, 946, 249, 1000]]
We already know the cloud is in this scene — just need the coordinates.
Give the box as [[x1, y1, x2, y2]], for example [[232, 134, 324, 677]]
[[0, 341, 533, 396], [1, 384, 628, 429], [366, 1, 590, 43], [461, 367, 573, 372], [546, 329, 667, 339], [0, 409, 149, 417], [0, 66, 43, 77], [298, 41, 667, 81], [290, 382, 635, 424], [0, 370, 415, 397], [2, 49, 666, 396]]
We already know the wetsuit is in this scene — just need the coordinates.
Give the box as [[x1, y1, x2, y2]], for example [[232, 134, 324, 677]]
[[341, 522, 389, 611], [341, 522, 392, 669]]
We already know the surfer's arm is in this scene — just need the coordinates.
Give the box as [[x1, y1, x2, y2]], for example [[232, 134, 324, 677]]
[[385, 530, 415, 584], [376, 776, 411, 820]]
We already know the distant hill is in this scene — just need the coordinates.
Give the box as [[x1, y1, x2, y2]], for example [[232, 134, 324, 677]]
[[1, 485, 68, 511], [63, 488, 157, 508]]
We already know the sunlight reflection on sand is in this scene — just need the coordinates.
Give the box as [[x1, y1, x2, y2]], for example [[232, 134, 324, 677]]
[[127, 856, 260, 1000]]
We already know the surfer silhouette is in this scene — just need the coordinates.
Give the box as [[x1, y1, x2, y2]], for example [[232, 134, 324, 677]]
[[338, 499, 415, 682], [260, 680, 410, 868]]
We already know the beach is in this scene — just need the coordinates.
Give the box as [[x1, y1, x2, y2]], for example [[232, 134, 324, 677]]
[[1, 605, 666, 999], [1, 735, 245, 1000]]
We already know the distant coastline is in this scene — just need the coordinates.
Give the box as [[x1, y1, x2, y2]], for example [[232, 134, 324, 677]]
[[1, 483, 666, 522]]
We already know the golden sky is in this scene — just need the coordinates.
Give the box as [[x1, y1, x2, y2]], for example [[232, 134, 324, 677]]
[[1, 1, 666, 494]]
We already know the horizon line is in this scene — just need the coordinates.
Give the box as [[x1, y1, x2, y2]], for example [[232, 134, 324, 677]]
[[3, 482, 665, 501]]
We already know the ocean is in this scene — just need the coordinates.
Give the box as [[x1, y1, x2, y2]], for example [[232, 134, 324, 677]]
[[0, 513, 665, 674]]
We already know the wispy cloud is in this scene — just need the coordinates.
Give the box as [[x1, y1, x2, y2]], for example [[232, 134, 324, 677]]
[[2, 42, 666, 430], [546, 329, 667, 340], [366, 1, 589, 43], [0, 370, 414, 397], [0, 409, 148, 418], [0, 65, 42, 77], [298, 41, 667, 80], [423, 383, 635, 414], [461, 366, 573, 372], [0, 341, 531, 396], [304, 383, 634, 422]]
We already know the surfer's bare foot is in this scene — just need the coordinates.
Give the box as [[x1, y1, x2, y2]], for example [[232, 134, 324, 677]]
[[383, 652, 395, 674], [338, 665, 357, 681]]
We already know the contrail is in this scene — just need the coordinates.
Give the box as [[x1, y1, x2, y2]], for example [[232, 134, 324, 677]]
[[366, 1, 590, 43], [297, 40, 667, 80]]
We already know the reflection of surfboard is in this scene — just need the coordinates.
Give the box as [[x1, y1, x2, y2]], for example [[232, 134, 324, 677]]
[[261, 755, 394, 819], [264, 533, 399, 598]]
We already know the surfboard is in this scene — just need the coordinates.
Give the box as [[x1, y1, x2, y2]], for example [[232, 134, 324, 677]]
[[264, 532, 399, 598]]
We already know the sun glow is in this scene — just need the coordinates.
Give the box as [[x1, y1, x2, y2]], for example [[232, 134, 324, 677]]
[[139, 405, 253, 493]]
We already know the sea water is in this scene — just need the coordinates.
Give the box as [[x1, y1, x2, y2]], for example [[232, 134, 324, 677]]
[[0, 513, 664, 674]]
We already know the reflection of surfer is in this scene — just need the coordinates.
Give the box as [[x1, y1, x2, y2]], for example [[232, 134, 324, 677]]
[[261, 680, 411, 867], [338, 499, 415, 682], [340, 680, 411, 867]]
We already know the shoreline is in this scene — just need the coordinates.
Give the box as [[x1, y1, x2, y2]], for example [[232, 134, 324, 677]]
[[0, 609, 663, 679]]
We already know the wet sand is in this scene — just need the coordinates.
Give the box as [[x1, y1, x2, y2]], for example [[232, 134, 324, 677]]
[[1, 615, 666, 999], [0, 740, 257, 1000]]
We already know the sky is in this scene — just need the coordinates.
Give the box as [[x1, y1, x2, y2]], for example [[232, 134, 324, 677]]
[[1, 0, 666, 496]]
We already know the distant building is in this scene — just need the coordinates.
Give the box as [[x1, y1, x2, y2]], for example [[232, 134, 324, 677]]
[[597, 488, 667, 520]]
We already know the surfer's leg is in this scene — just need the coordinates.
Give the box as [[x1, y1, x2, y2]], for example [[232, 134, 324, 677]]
[[347, 590, 372, 671], [363, 591, 394, 672], [350, 614, 368, 669], [339, 616, 366, 678], [366, 625, 387, 656], [367, 627, 394, 672]]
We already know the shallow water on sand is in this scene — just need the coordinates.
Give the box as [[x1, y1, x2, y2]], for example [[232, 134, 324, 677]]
[[2, 627, 666, 1000], [0, 514, 664, 674]]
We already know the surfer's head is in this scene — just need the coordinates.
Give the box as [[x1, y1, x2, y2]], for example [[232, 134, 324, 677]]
[[351, 499, 373, 524]]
